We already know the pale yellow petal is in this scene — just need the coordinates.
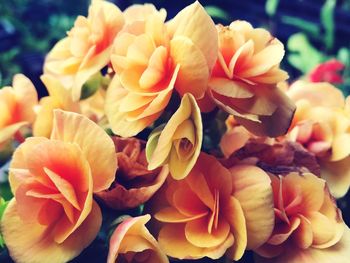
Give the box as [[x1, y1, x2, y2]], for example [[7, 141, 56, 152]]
[[167, 1, 218, 71], [1, 199, 102, 263], [170, 36, 209, 99], [230, 165, 275, 249]]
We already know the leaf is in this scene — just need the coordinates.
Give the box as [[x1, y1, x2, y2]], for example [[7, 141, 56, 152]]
[[80, 72, 103, 100], [0, 161, 12, 201], [0, 198, 9, 248], [0, 182, 12, 202], [287, 33, 326, 73], [321, 0, 336, 50], [205, 6, 230, 22], [337, 48, 350, 67], [281, 15, 320, 37], [265, 0, 280, 17]]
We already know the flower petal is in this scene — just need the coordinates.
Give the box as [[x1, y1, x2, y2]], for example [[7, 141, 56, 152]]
[[230, 165, 275, 249], [235, 86, 296, 137], [170, 36, 209, 98], [50, 110, 117, 192], [224, 196, 247, 260], [167, 1, 218, 71], [158, 224, 233, 260], [1, 199, 102, 263]]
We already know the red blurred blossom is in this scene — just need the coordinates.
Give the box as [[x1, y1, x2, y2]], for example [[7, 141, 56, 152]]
[[309, 59, 345, 84]]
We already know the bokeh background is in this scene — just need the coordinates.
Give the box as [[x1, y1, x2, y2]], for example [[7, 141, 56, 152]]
[[1, 0, 350, 96], [0, 0, 350, 262]]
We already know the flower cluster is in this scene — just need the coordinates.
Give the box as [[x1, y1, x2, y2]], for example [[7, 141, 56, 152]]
[[0, 1, 349, 263]]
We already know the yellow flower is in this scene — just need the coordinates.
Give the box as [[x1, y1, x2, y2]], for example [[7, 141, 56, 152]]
[[0, 74, 38, 145], [105, 1, 218, 137], [44, 0, 124, 101], [107, 215, 169, 263], [287, 81, 350, 197], [154, 153, 274, 260], [146, 93, 202, 180], [255, 226, 350, 263], [1, 110, 117, 263], [255, 172, 346, 263], [33, 75, 80, 137], [208, 21, 295, 137]]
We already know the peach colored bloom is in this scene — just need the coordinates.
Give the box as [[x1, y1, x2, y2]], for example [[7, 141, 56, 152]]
[[256, 226, 350, 263], [105, 1, 218, 137], [96, 137, 168, 210], [146, 93, 202, 180], [208, 21, 295, 137], [34, 74, 108, 138], [0, 74, 38, 146], [123, 3, 166, 24], [33, 75, 80, 137], [154, 153, 274, 260], [1, 110, 117, 263], [255, 172, 345, 260], [45, 0, 124, 101], [286, 81, 350, 197], [107, 214, 168, 263]]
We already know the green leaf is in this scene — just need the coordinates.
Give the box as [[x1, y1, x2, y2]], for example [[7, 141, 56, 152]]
[[281, 15, 320, 37], [0, 183, 12, 202], [0, 198, 8, 220], [287, 33, 326, 73], [0, 198, 8, 248], [0, 162, 12, 201], [337, 47, 350, 66], [80, 72, 103, 100], [265, 0, 280, 17], [205, 6, 230, 22], [321, 0, 336, 50]]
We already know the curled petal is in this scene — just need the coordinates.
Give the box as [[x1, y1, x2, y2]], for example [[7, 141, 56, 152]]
[[255, 225, 350, 263], [146, 93, 202, 180], [167, 1, 218, 72], [1, 199, 102, 263], [51, 110, 117, 192], [229, 165, 275, 249], [107, 214, 168, 263]]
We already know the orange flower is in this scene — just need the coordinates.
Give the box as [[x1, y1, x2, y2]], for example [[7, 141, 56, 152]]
[[256, 226, 350, 263], [45, 0, 124, 101], [208, 21, 295, 137], [123, 3, 166, 24], [96, 137, 168, 210], [1, 110, 117, 263], [34, 74, 109, 138], [33, 75, 80, 137], [286, 81, 350, 197], [105, 1, 218, 137], [146, 93, 202, 180], [107, 214, 168, 263], [0, 74, 38, 145], [154, 153, 274, 260], [255, 172, 345, 261]]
